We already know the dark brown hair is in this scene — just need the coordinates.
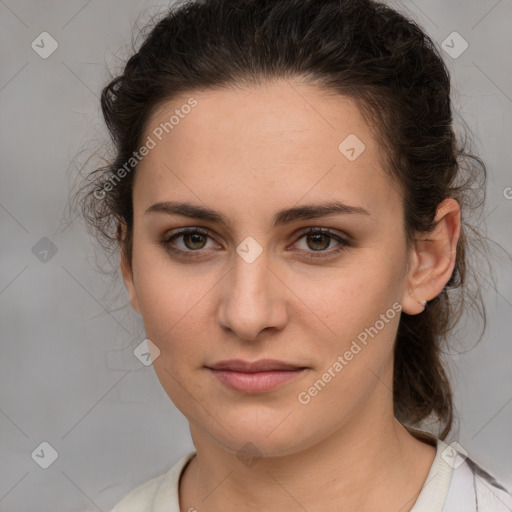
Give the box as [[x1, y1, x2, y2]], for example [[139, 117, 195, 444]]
[[77, 0, 492, 440]]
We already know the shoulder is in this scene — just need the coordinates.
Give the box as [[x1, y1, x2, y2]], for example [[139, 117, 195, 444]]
[[443, 453, 512, 511], [109, 473, 165, 512], [109, 452, 197, 512], [409, 432, 512, 512]]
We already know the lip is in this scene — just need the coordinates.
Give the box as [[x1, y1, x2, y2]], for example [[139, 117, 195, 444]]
[[206, 359, 308, 393], [208, 359, 305, 372]]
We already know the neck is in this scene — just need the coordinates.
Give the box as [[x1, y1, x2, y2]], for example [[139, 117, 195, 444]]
[[180, 399, 436, 512]]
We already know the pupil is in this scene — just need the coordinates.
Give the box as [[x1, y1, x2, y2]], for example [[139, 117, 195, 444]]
[[309, 234, 328, 251], [183, 233, 330, 251], [187, 233, 205, 249]]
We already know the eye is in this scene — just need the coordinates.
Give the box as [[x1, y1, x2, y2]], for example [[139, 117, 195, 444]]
[[161, 228, 218, 258], [161, 226, 351, 260], [292, 227, 351, 258]]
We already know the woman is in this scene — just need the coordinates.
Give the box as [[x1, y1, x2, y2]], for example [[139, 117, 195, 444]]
[[78, 0, 512, 510]]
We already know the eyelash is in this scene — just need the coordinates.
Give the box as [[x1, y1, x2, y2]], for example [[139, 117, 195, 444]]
[[161, 227, 351, 260]]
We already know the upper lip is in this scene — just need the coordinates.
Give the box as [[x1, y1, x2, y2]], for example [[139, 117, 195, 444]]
[[207, 359, 306, 372]]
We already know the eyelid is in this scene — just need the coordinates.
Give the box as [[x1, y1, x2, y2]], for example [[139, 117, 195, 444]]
[[162, 226, 227, 249], [290, 227, 351, 258], [161, 226, 351, 259]]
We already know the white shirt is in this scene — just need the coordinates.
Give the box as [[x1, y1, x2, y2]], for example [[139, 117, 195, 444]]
[[110, 438, 512, 511]]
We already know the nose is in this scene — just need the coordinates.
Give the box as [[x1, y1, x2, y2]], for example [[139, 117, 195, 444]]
[[217, 249, 288, 341]]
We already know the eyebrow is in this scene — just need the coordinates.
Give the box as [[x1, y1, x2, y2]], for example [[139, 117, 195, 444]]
[[145, 200, 371, 228]]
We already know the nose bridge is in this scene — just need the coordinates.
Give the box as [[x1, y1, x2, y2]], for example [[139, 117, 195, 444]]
[[218, 241, 286, 339], [231, 243, 272, 308]]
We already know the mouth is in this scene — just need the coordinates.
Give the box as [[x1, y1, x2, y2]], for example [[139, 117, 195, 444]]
[[205, 359, 309, 393]]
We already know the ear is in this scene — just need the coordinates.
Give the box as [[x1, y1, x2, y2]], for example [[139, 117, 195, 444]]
[[401, 198, 461, 315], [118, 222, 141, 314]]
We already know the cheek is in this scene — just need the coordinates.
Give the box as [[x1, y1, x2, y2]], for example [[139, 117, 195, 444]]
[[132, 257, 213, 410], [130, 244, 210, 351], [299, 256, 403, 344], [290, 264, 402, 427], [127, 240, 405, 453]]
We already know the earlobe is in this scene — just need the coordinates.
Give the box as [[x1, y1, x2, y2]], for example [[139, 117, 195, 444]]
[[401, 198, 461, 315]]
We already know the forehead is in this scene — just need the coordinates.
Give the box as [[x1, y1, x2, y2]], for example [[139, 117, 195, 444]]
[[145, 80, 379, 164], [134, 80, 402, 223]]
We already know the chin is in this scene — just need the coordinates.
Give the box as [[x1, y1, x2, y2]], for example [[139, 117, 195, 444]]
[[194, 407, 322, 459]]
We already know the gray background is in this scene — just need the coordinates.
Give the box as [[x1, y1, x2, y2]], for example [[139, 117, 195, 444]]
[[0, 1, 511, 510]]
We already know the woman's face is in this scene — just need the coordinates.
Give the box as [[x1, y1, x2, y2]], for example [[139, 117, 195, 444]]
[[122, 80, 418, 457]]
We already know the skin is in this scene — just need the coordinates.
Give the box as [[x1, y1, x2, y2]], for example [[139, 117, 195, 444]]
[[120, 79, 461, 512]]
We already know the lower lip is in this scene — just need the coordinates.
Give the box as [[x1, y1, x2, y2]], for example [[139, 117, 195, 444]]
[[208, 368, 307, 393]]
